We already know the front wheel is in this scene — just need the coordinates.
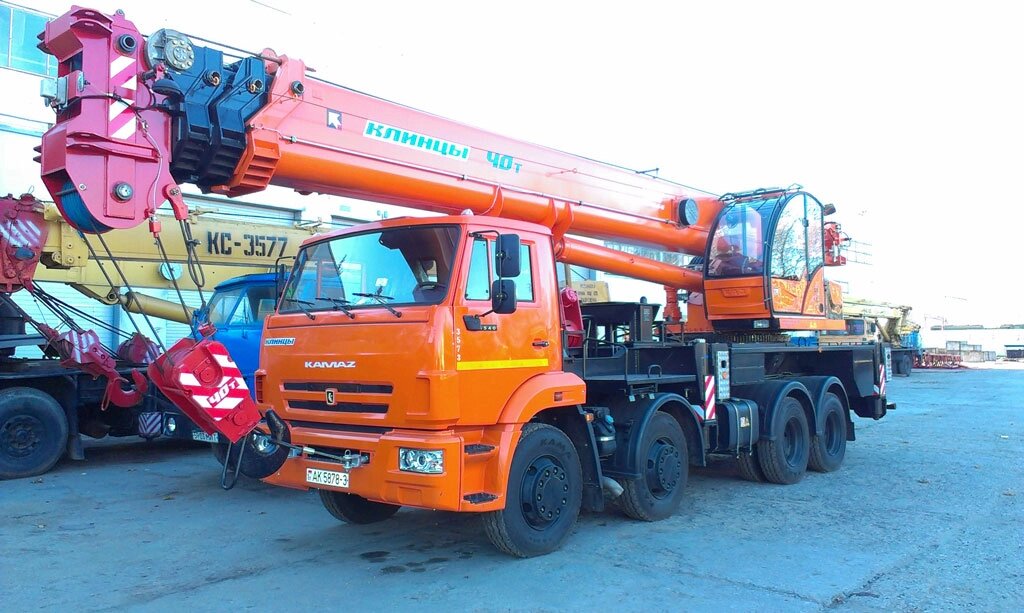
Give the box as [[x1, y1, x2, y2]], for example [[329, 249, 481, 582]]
[[319, 490, 401, 524], [618, 412, 688, 520], [483, 423, 582, 558]]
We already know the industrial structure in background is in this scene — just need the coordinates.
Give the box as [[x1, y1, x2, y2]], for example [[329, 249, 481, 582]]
[[0, 192, 319, 479], [825, 297, 924, 373], [33, 7, 895, 557]]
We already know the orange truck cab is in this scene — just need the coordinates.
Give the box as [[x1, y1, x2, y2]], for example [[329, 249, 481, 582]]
[[258, 215, 585, 517]]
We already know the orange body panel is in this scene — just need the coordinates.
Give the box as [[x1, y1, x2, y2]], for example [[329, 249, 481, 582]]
[[704, 276, 770, 320]]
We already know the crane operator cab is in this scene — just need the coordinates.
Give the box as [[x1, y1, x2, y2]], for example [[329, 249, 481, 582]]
[[702, 188, 845, 332]]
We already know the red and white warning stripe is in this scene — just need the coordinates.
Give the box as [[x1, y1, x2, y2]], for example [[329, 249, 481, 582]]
[[109, 55, 138, 141], [0, 216, 42, 248], [704, 374, 716, 421], [177, 352, 250, 421]]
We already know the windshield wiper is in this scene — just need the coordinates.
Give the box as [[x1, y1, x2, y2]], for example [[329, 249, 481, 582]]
[[290, 298, 316, 320], [317, 296, 356, 319], [352, 292, 402, 318]]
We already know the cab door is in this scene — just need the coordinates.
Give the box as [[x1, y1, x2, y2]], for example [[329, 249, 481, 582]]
[[768, 193, 826, 318], [452, 233, 560, 425]]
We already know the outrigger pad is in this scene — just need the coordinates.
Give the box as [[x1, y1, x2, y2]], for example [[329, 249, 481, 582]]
[[148, 336, 261, 443]]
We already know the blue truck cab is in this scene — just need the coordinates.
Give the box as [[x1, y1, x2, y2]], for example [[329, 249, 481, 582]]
[[199, 273, 279, 391]]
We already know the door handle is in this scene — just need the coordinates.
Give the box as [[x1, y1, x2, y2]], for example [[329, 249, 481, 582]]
[[532, 340, 550, 348]]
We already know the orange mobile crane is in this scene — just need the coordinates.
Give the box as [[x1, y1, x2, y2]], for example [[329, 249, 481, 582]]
[[37, 7, 891, 556]]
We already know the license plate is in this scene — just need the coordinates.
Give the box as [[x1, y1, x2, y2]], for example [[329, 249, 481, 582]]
[[306, 467, 349, 488], [191, 430, 218, 443]]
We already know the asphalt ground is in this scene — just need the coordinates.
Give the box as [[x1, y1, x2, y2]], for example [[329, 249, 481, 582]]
[[2, 368, 1022, 611]]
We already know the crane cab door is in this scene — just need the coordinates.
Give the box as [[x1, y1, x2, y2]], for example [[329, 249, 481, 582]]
[[765, 192, 828, 325], [703, 191, 840, 331]]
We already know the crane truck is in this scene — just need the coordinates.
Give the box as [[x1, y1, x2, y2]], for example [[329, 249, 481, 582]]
[[35, 7, 893, 557], [0, 191, 317, 479]]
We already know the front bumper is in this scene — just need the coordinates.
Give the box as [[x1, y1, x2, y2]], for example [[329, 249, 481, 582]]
[[263, 422, 514, 513]]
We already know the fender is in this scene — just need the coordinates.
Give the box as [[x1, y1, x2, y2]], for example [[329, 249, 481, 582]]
[[732, 380, 813, 443], [602, 393, 706, 479], [791, 376, 849, 438], [496, 371, 587, 425]]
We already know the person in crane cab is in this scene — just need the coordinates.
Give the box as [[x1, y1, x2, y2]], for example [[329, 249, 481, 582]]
[[709, 205, 763, 276]]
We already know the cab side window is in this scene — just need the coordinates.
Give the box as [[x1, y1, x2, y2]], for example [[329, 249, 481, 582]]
[[465, 239, 491, 301], [514, 244, 534, 302]]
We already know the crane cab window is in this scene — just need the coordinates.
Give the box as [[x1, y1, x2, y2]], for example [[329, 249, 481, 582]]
[[769, 193, 824, 280], [770, 197, 808, 280], [707, 204, 764, 277], [464, 238, 534, 302]]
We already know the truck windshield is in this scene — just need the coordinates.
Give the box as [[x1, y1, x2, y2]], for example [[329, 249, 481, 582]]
[[279, 225, 460, 314]]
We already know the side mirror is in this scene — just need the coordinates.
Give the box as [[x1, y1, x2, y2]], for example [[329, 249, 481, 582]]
[[273, 258, 292, 300], [495, 234, 521, 278], [491, 279, 517, 314]]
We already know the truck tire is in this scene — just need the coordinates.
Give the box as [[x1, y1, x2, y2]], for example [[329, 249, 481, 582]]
[[0, 387, 69, 480], [899, 354, 912, 377], [483, 423, 582, 557], [808, 392, 847, 473], [617, 412, 688, 521], [756, 396, 809, 485], [212, 431, 289, 479], [736, 449, 767, 482], [319, 490, 401, 524]]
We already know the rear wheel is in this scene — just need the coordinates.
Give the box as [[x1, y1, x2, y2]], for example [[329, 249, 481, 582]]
[[483, 423, 582, 557], [319, 490, 401, 524], [618, 412, 688, 520], [736, 448, 767, 482], [0, 387, 68, 480], [809, 393, 847, 472], [757, 397, 809, 484], [899, 354, 913, 376]]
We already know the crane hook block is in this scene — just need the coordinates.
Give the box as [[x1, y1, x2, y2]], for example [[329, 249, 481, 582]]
[[148, 336, 262, 443], [38, 7, 184, 233]]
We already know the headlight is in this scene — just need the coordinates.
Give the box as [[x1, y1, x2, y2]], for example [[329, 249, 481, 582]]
[[165, 416, 177, 434], [399, 448, 444, 474]]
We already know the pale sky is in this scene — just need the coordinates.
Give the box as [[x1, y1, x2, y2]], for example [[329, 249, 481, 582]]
[[27, 0, 1024, 325]]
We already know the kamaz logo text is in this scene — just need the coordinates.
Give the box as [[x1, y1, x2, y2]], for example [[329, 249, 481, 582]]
[[305, 361, 356, 368]]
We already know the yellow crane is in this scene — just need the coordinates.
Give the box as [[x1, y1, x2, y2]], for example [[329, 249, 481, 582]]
[[0, 192, 321, 479]]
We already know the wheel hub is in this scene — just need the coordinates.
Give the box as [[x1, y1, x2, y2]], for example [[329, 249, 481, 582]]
[[783, 417, 805, 466], [1, 415, 43, 458], [251, 432, 277, 455], [645, 439, 682, 499], [824, 412, 842, 455], [520, 456, 569, 529]]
